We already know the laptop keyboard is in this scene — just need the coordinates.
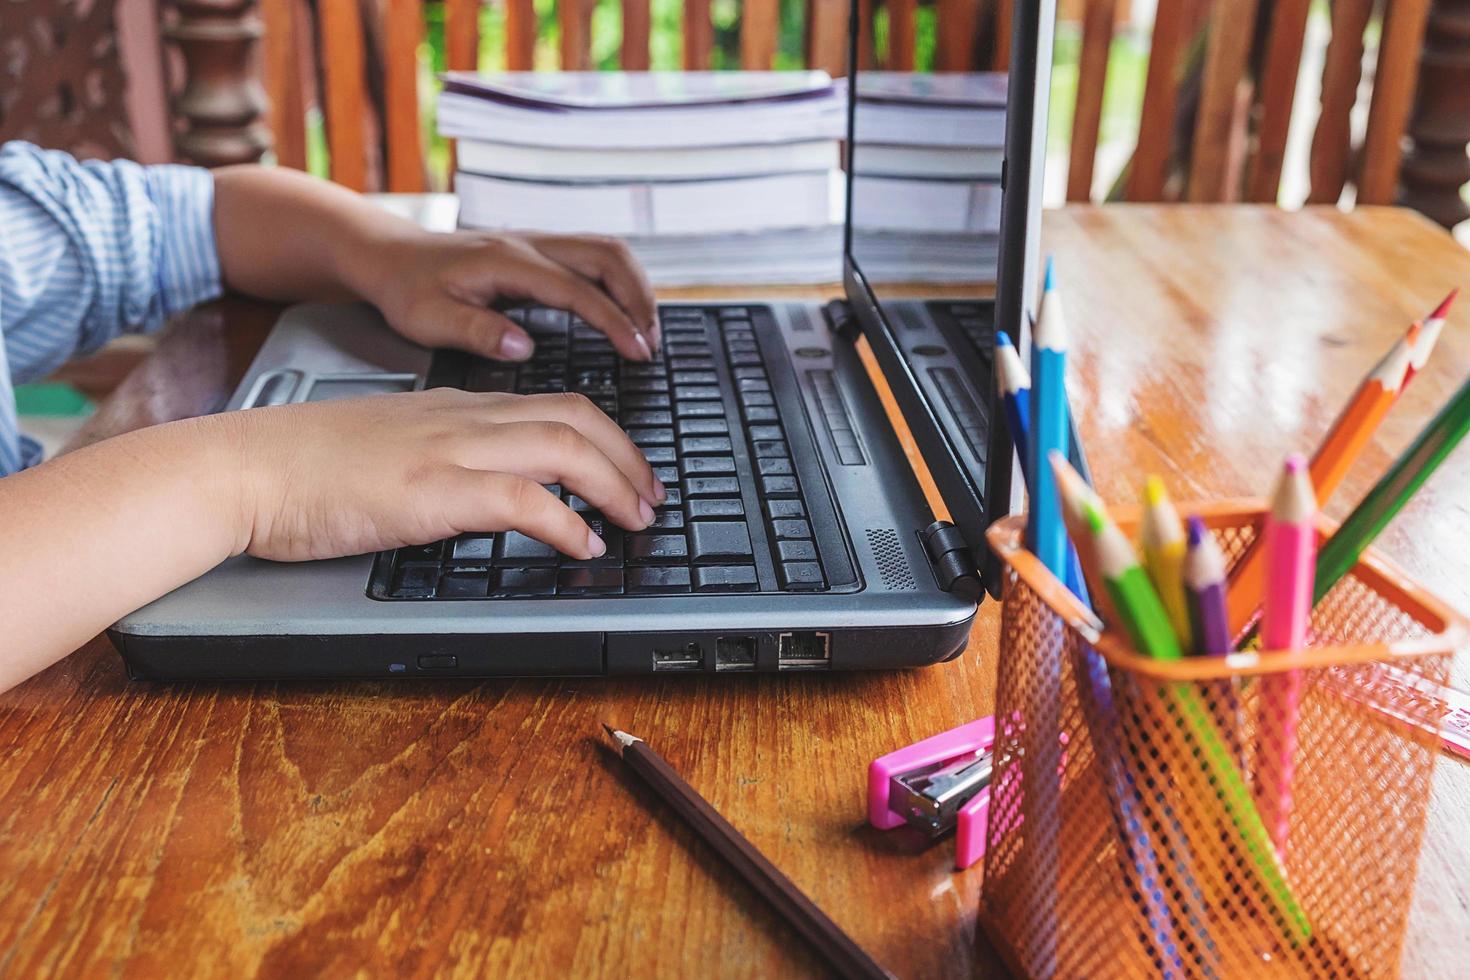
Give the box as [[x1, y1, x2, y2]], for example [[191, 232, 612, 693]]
[[927, 300, 995, 360], [369, 304, 840, 600]]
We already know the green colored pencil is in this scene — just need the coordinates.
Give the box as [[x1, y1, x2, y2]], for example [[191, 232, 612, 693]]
[[1085, 501, 1313, 947], [1315, 370, 1470, 603]]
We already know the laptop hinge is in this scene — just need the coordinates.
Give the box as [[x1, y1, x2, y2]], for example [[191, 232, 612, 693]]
[[921, 520, 982, 600], [821, 299, 859, 343]]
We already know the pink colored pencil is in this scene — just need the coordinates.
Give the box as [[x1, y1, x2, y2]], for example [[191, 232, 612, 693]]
[[1256, 454, 1317, 856]]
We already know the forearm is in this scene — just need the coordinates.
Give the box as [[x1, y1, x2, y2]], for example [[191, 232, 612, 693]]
[[0, 416, 251, 692], [211, 166, 423, 304]]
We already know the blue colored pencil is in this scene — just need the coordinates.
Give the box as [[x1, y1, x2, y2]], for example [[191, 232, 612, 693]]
[[996, 331, 1032, 472], [1028, 310, 1093, 487], [1028, 258, 1070, 577]]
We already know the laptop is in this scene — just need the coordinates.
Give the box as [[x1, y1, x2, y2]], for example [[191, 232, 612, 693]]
[[109, 1, 1056, 679]]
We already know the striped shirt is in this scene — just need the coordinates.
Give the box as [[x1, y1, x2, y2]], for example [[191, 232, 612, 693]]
[[0, 141, 221, 475]]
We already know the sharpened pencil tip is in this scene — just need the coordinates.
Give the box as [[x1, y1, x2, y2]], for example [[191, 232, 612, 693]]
[[996, 330, 1014, 348], [1082, 498, 1106, 534], [1284, 453, 1306, 474], [1432, 288, 1459, 321], [1044, 255, 1055, 292], [602, 723, 615, 738], [1186, 514, 1206, 548], [1143, 474, 1167, 508]]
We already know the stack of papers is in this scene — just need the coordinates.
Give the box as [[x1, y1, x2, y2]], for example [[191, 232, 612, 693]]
[[439, 72, 848, 285]]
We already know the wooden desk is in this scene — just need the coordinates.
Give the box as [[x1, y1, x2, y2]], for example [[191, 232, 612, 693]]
[[3, 206, 1467, 978]]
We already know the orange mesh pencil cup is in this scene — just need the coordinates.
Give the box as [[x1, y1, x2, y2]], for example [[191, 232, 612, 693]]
[[978, 501, 1464, 979]]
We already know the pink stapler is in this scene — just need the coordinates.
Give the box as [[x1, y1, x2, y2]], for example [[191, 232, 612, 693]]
[[868, 716, 995, 870]]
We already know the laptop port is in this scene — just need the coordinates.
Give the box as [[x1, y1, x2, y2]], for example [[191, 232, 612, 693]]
[[653, 641, 702, 672], [715, 636, 756, 671], [778, 631, 830, 670]]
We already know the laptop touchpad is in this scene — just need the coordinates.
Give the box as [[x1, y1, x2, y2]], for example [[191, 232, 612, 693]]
[[305, 376, 417, 402]]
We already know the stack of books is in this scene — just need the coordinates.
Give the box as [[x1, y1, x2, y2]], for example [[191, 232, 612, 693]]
[[849, 72, 1008, 284], [438, 71, 847, 285]]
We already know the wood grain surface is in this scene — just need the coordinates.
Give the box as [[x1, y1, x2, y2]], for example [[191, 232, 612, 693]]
[[3, 206, 1469, 978]]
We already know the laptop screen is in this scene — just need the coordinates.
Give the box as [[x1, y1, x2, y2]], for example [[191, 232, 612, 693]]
[[842, 0, 1055, 593], [846, 2, 1052, 348]]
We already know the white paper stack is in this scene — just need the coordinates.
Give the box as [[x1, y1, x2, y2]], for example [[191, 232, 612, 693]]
[[439, 71, 848, 285], [849, 72, 1008, 284]]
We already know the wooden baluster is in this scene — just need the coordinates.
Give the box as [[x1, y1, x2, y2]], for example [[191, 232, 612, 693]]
[[742, 0, 780, 69], [1245, 0, 1311, 203], [1127, 0, 1191, 200], [446, 0, 480, 72], [887, 0, 917, 70], [1400, 0, 1470, 227], [165, 0, 270, 167], [935, 0, 980, 71], [559, 0, 589, 69], [383, 0, 424, 192], [856, 0, 876, 70], [623, 0, 651, 68], [1068, 0, 1118, 203], [1188, 0, 1259, 202], [684, 0, 713, 68], [1359, 0, 1433, 205], [808, 0, 850, 75], [259, 0, 307, 169], [1307, 0, 1374, 204], [317, 0, 369, 189], [991, 0, 1012, 70], [506, 0, 537, 69]]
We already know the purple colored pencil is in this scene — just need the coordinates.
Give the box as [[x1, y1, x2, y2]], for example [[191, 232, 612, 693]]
[[1184, 516, 1243, 761]]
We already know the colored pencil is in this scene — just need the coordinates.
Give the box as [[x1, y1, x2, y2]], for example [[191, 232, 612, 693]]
[[1402, 289, 1457, 390], [1046, 451, 1195, 976], [602, 725, 894, 980], [1314, 368, 1470, 605], [1051, 453, 1106, 612], [1027, 258, 1070, 577], [1141, 476, 1191, 644], [1027, 311, 1094, 486], [1227, 323, 1415, 634], [1184, 515, 1243, 760], [1256, 456, 1317, 856], [1079, 498, 1312, 946], [996, 331, 1032, 471]]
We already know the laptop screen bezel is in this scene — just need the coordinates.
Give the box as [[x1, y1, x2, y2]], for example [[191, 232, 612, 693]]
[[841, 0, 1054, 598]]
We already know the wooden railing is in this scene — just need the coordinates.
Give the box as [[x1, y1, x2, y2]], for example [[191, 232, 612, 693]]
[[159, 0, 1470, 229]]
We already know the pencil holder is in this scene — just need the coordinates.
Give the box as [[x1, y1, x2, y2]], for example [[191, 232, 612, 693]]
[[977, 500, 1465, 980]]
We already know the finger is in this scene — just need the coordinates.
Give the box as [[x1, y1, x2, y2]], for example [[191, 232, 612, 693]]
[[526, 236, 658, 348], [456, 420, 655, 532], [417, 298, 535, 362], [478, 391, 664, 504], [456, 246, 651, 362], [429, 470, 603, 559]]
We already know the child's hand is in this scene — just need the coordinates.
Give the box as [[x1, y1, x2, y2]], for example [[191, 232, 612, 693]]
[[359, 230, 659, 364], [233, 388, 664, 562]]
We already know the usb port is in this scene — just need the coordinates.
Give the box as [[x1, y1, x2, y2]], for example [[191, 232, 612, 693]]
[[716, 636, 756, 671], [653, 641, 702, 672], [778, 631, 830, 670]]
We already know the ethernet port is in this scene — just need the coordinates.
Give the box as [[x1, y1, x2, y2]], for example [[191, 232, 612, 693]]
[[653, 641, 702, 672], [715, 636, 756, 671], [777, 631, 830, 670]]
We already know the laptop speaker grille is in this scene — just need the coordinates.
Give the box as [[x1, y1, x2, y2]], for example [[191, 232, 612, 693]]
[[865, 529, 916, 591]]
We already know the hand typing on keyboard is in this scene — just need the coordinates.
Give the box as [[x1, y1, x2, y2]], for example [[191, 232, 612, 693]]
[[233, 389, 665, 563], [355, 229, 659, 364]]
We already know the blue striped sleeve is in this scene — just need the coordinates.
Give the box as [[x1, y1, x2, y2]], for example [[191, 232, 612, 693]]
[[0, 142, 222, 384]]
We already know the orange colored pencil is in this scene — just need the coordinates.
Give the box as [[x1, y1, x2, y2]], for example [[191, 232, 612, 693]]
[[1403, 289, 1457, 390], [1227, 323, 1416, 633]]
